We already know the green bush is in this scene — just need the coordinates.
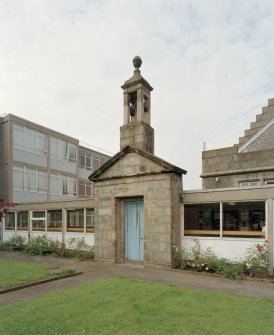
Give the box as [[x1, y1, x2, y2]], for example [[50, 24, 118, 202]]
[[24, 236, 55, 256], [0, 233, 26, 251], [172, 239, 245, 280]]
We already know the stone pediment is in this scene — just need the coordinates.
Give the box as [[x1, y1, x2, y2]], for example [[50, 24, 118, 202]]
[[89, 146, 187, 181]]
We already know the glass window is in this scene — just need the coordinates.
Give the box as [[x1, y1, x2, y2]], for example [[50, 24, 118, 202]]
[[80, 154, 85, 169], [47, 210, 62, 232], [50, 137, 59, 159], [24, 168, 36, 192], [86, 209, 94, 232], [50, 174, 60, 194], [37, 133, 47, 155], [184, 203, 220, 236], [68, 144, 76, 163], [239, 181, 260, 187], [79, 181, 93, 198], [17, 211, 28, 231], [93, 157, 100, 170], [60, 140, 67, 161], [31, 211, 46, 231], [264, 180, 274, 185], [67, 209, 84, 232], [13, 124, 25, 149], [13, 123, 47, 155], [13, 166, 24, 190], [5, 212, 15, 230], [25, 128, 36, 152], [68, 177, 76, 196], [223, 202, 265, 238], [37, 171, 47, 192]]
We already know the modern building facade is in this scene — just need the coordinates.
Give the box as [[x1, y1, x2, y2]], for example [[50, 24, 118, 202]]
[[0, 113, 109, 245]]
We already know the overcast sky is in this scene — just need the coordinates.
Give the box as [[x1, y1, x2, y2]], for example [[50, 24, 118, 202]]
[[1, 0, 274, 189]]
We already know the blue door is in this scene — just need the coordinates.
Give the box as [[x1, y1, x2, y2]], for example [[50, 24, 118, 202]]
[[125, 200, 144, 261]]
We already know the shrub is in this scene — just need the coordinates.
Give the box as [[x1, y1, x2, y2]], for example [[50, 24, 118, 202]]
[[66, 237, 95, 260], [172, 239, 245, 280], [244, 240, 269, 278], [0, 233, 26, 251], [24, 236, 55, 256]]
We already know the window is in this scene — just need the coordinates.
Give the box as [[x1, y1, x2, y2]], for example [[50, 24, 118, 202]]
[[184, 203, 220, 236], [80, 153, 92, 171], [13, 123, 47, 155], [67, 209, 84, 232], [239, 181, 260, 187], [79, 181, 93, 198], [184, 201, 265, 238], [47, 210, 62, 232], [93, 157, 100, 170], [264, 180, 274, 185], [17, 211, 28, 231], [50, 137, 77, 163], [50, 174, 76, 196], [31, 211, 46, 231], [86, 209, 94, 232], [13, 165, 47, 193], [5, 212, 15, 230], [223, 202, 265, 237]]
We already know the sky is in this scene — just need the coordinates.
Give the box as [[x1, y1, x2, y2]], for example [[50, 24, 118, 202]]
[[1, 0, 274, 189]]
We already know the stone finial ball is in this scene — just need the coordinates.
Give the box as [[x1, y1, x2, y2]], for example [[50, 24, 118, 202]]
[[133, 56, 142, 69]]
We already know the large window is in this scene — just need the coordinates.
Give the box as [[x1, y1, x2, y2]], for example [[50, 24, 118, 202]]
[[13, 123, 47, 155], [184, 201, 265, 238], [223, 202, 265, 237], [31, 211, 46, 231], [13, 165, 47, 193], [50, 137, 77, 163], [17, 211, 28, 231], [47, 210, 62, 232], [67, 209, 84, 232], [184, 203, 220, 236], [5, 212, 15, 230], [50, 174, 76, 196]]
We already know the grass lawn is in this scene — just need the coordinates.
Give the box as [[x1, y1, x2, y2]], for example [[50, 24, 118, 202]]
[[0, 258, 54, 289], [0, 277, 274, 335]]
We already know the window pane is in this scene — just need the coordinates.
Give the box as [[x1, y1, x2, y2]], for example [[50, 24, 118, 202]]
[[37, 171, 47, 192], [37, 133, 47, 155], [60, 140, 67, 161], [80, 154, 85, 169], [68, 144, 76, 163], [223, 202, 265, 238], [17, 211, 28, 230], [67, 209, 84, 232], [32, 211, 45, 218], [24, 168, 36, 191], [47, 210, 62, 231], [86, 156, 91, 170], [50, 174, 59, 194], [68, 177, 76, 196], [32, 220, 45, 231], [184, 203, 220, 237], [93, 157, 100, 170], [50, 137, 59, 159], [13, 124, 25, 149], [86, 209, 94, 232], [13, 166, 24, 190], [5, 212, 15, 230], [79, 181, 85, 197], [25, 128, 36, 152]]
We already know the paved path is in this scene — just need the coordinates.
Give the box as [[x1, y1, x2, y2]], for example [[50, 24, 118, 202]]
[[1, 251, 274, 308]]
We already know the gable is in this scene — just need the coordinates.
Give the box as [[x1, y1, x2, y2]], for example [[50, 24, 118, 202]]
[[89, 146, 187, 181], [239, 120, 274, 153]]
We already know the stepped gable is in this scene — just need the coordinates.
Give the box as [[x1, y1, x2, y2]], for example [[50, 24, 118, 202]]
[[238, 98, 274, 149]]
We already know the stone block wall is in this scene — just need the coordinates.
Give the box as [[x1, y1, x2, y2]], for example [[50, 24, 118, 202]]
[[94, 171, 182, 269]]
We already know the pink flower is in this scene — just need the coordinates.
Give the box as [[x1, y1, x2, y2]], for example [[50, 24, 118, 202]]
[[265, 240, 269, 243], [257, 245, 263, 252]]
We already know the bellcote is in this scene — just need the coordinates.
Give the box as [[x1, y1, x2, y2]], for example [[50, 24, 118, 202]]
[[121, 56, 153, 125], [120, 57, 154, 154]]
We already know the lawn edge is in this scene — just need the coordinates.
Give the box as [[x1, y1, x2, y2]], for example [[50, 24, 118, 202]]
[[0, 271, 83, 294]]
